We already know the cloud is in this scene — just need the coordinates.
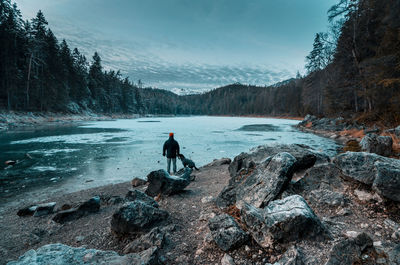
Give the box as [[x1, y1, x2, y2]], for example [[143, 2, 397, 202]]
[[49, 20, 295, 94]]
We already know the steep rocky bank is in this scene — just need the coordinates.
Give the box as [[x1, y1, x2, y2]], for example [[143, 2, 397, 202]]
[[3, 144, 400, 264]]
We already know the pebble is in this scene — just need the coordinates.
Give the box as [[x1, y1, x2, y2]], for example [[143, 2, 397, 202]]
[[245, 245, 250, 252], [75, 236, 85, 242], [375, 232, 381, 237], [360, 223, 369, 228], [221, 254, 235, 265], [373, 241, 382, 247], [337, 207, 352, 216], [201, 196, 214, 204], [345, 231, 360, 238]]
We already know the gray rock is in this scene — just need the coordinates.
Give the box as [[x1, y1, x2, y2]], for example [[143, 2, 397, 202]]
[[295, 163, 345, 192], [272, 246, 305, 265], [373, 161, 400, 202], [364, 125, 380, 134], [125, 189, 158, 208], [145, 169, 191, 196], [216, 185, 238, 209], [308, 189, 349, 207], [77, 196, 100, 213], [111, 201, 168, 234], [235, 152, 297, 208], [228, 144, 328, 180], [384, 218, 400, 232], [131, 177, 147, 187], [123, 227, 166, 254], [387, 244, 400, 265], [325, 232, 373, 265], [221, 253, 235, 265], [218, 144, 329, 209], [208, 214, 248, 251], [33, 202, 56, 217], [17, 205, 37, 217], [53, 196, 100, 224], [333, 152, 390, 185], [7, 243, 159, 265], [206, 158, 232, 167], [396, 126, 400, 137], [241, 195, 326, 247], [360, 133, 392, 156]]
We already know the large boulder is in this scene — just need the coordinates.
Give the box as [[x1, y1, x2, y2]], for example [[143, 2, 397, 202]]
[[373, 161, 400, 202], [325, 232, 373, 265], [111, 201, 168, 234], [333, 152, 390, 185], [241, 195, 326, 247], [228, 144, 329, 180], [145, 169, 191, 197], [216, 185, 238, 209], [218, 144, 329, 209], [125, 189, 158, 208], [294, 163, 345, 192], [6, 243, 159, 265], [334, 152, 400, 202], [360, 133, 392, 156], [208, 214, 248, 251], [235, 152, 297, 208], [53, 196, 100, 224]]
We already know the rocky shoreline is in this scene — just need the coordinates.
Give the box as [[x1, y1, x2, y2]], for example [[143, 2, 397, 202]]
[[2, 142, 400, 264], [0, 111, 144, 132], [296, 115, 400, 157]]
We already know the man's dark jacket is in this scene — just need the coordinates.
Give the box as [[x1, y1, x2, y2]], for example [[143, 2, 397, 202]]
[[163, 137, 180, 158]]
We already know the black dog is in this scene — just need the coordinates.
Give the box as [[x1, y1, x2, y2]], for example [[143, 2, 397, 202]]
[[178, 154, 199, 170]]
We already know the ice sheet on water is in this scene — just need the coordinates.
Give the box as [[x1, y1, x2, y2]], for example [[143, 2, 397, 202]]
[[1, 116, 341, 206], [10, 132, 132, 145], [29, 149, 80, 156], [32, 166, 58, 172]]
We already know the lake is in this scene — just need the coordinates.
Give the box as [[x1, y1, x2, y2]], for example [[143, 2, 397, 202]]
[[0, 116, 339, 208]]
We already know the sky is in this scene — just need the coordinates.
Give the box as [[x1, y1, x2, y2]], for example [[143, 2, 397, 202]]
[[14, 0, 337, 93]]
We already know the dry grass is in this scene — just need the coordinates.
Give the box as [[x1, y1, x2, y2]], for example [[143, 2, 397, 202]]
[[305, 121, 312, 128], [339, 129, 365, 139], [343, 140, 362, 152]]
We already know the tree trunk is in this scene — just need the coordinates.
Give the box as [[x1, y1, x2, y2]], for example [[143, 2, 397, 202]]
[[354, 90, 358, 112], [26, 52, 33, 109]]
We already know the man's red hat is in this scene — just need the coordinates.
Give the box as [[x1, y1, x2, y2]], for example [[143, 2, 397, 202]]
[[169, 132, 174, 137]]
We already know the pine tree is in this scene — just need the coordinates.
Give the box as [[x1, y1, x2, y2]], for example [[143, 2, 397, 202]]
[[306, 33, 325, 73]]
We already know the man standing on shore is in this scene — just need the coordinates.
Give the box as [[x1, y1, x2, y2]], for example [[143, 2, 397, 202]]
[[163, 132, 180, 175]]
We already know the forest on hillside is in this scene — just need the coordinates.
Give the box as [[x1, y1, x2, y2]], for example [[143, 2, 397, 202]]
[[1, 0, 400, 125], [0, 1, 144, 114]]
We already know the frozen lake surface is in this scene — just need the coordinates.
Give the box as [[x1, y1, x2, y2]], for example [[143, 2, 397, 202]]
[[0, 116, 339, 207]]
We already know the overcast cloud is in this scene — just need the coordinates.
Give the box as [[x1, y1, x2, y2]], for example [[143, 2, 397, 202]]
[[14, 0, 337, 93]]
